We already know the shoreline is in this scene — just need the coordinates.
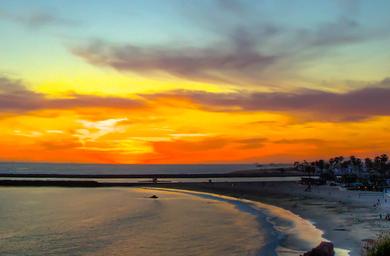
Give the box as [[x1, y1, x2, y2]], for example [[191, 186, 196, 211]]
[[148, 181, 390, 255], [153, 188, 286, 256], [1, 179, 389, 255], [147, 187, 325, 256]]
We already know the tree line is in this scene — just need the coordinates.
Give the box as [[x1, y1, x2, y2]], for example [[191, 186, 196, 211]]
[[293, 154, 390, 178]]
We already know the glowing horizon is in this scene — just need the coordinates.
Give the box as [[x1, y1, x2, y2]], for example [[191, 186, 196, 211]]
[[1, 0, 390, 164]]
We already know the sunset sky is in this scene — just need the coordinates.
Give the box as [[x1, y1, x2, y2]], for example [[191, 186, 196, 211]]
[[1, 0, 390, 163]]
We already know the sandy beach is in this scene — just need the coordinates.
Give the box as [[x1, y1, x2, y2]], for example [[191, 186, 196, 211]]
[[150, 181, 390, 255]]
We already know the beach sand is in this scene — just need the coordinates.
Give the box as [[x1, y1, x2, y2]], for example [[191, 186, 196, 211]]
[[149, 181, 390, 255]]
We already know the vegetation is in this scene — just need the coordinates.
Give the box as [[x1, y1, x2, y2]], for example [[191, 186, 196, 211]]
[[368, 233, 390, 256], [293, 154, 390, 190]]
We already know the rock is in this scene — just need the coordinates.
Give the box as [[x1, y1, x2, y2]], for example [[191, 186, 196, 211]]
[[361, 239, 375, 256], [150, 195, 158, 199], [302, 241, 335, 256]]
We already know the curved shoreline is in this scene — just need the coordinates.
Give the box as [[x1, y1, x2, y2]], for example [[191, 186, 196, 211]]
[[146, 187, 333, 256], [147, 181, 387, 255], [147, 187, 285, 256], [1, 180, 386, 255]]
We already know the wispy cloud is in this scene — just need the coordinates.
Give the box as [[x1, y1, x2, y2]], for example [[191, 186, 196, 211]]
[[2, 75, 390, 121], [47, 130, 64, 134], [273, 138, 325, 145], [70, 1, 389, 89], [142, 78, 390, 120], [170, 133, 211, 139], [0, 9, 79, 28], [71, 38, 278, 87], [0, 76, 143, 113], [13, 130, 43, 138], [75, 117, 128, 143]]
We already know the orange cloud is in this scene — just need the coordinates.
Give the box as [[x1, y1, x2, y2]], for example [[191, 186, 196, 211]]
[[1, 76, 390, 164]]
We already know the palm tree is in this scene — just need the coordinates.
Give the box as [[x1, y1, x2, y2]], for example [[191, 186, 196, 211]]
[[293, 161, 301, 171], [365, 158, 374, 171], [317, 159, 325, 172], [349, 156, 363, 177], [380, 154, 389, 162], [379, 154, 389, 177], [301, 160, 315, 191], [374, 154, 389, 177], [356, 158, 363, 177]]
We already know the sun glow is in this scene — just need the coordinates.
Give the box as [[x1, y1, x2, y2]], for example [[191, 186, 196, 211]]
[[1, 0, 390, 163]]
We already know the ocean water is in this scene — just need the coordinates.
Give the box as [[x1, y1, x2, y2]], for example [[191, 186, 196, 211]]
[[0, 187, 328, 256], [0, 162, 289, 175]]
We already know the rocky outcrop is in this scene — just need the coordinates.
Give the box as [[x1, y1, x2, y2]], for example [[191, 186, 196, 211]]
[[302, 241, 334, 256]]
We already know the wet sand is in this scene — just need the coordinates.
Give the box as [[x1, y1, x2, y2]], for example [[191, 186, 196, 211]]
[[150, 181, 390, 255]]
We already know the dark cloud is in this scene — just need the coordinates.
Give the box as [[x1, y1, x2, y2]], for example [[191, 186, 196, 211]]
[[0, 77, 45, 111], [71, 37, 278, 86], [142, 78, 390, 119], [0, 9, 78, 28], [0, 77, 31, 93], [0, 77, 143, 113], [70, 1, 387, 88], [71, 14, 388, 87], [2, 75, 390, 121]]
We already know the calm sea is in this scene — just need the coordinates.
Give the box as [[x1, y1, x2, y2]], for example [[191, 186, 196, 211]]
[[0, 187, 325, 256], [0, 162, 289, 175]]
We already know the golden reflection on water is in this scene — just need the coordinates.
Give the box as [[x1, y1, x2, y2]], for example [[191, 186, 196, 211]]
[[0, 187, 263, 256]]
